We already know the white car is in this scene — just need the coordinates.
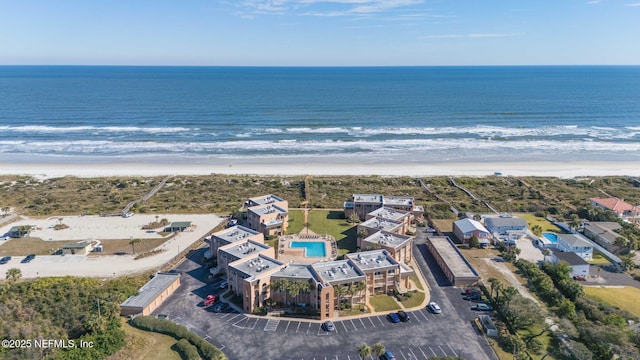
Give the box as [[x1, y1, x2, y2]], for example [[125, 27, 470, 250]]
[[427, 302, 442, 314]]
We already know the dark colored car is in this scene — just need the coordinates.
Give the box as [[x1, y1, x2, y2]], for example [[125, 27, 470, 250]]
[[387, 312, 401, 323], [463, 288, 481, 295], [21, 254, 36, 263], [464, 293, 482, 301], [396, 310, 410, 322], [475, 303, 493, 311], [382, 350, 396, 360], [0, 256, 11, 264]]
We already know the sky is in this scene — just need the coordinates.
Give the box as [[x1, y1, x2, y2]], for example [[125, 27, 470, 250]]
[[1, 0, 639, 66]]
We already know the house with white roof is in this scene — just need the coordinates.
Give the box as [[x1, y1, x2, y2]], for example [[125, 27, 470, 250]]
[[544, 249, 590, 278], [484, 215, 528, 243], [453, 218, 490, 244]]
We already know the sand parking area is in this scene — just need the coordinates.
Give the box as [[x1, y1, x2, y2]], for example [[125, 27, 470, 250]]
[[0, 214, 224, 278]]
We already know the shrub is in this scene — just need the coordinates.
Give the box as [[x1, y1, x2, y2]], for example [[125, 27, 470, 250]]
[[172, 339, 200, 360]]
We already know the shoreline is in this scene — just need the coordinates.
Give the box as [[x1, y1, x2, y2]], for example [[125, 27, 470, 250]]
[[2, 155, 640, 179]]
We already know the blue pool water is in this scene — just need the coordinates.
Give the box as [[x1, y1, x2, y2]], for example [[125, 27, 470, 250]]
[[542, 232, 558, 244], [290, 241, 326, 257]]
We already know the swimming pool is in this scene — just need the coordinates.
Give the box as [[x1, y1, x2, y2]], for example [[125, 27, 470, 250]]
[[542, 232, 558, 244], [290, 241, 326, 257]]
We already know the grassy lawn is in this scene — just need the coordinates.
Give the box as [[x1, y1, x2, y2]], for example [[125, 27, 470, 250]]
[[307, 209, 356, 255], [111, 319, 181, 360], [431, 219, 454, 233], [409, 274, 424, 291], [517, 326, 556, 360], [588, 250, 612, 265], [584, 286, 640, 318], [338, 304, 370, 317], [91, 237, 170, 256], [286, 210, 305, 234], [517, 214, 562, 233], [369, 295, 401, 312], [0, 237, 70, 256], [399, 291, 425, 308]]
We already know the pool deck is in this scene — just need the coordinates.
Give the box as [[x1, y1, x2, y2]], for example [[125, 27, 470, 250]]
[[278, 232, 337, 265]]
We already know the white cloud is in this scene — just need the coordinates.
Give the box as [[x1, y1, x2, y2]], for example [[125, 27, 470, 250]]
[[626, 2, 640, 6], [239, 0, 425, 17], [420, 33, 518, 39], [587, 0, 602, 4]]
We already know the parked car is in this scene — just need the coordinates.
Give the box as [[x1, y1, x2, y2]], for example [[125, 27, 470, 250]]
[[21, 254, 36, 263], [219, 280, 229, 289], [323, 321, 336, 332], [463, 288, 481, 295], [475, 303, 493, 311], [464, 292, 482, 301], [212, 302, 227, 313], [573, 275, 587, 281], [202, 294, 217, 307], [0, 256, 11, 264], [381, 350, 396, 360], [387, 312, 401, 323], [396, 310, 410, 322], [427, 302, 442, 314]]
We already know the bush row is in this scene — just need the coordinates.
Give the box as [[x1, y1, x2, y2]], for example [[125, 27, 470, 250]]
[[130, 316, 226, 360], [172, 338, 200, 360]]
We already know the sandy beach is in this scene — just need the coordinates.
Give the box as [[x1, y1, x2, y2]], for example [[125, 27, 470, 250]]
[[1, 155, 640, 179]]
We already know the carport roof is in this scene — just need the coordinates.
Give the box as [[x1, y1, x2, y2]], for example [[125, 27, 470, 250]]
[[121, 272, 180, 309]]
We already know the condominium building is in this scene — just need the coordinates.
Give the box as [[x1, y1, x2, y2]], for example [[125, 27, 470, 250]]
[[227, 254, 286, 313], [208, 225, 264, 256], [247, 194, 288, 209], [246, 203, 289, 236], [360, 230, 413, 263], [344, 194, 423, 221], [357, 217, 404, 248], [217, 240, 273, 275], [366, 207, 412, 233]]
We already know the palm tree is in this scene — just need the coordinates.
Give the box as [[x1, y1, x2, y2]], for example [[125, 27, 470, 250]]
[[5, 268, 21, 282], [333, 284, 347, 310], [346, 285, 357, 308], [487, 277, 502, 302], [531, 225, 543, 237], [473, 213, 482, 221], [129, 238, 141, 254], [288, 281, 303, 307], [372, 343, 385, 357], [269, 279, 287, 307], [353, 282, 367, 306], [357, 343, 372, 360]]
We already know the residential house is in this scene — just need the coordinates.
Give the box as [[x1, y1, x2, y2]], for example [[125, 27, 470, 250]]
[[484, 215, 528, 243], [453, 218, 490, 244], [582, 221, 624, 253], [556, 233, 594, 261], [544, 249, 590, 278], [590, 197, 640, 222]]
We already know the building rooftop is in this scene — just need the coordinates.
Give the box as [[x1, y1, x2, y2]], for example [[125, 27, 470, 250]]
[[361, 231, 412, 249], [214, 225, 262, 244], [583, 222, 623, 245], [311, 260, 365, 285], [484, 217, 528, 229], [219, 240, 270, 260], [346, 250, 398, 272], [62, 241, 92, 249], [272, 264, 315, 281], [557, 233, 593, 248], [353, 194, 383, 203], [427, 236, 479, 278], [360, 217, 403, 232], [230, 254, 284, 279], [121, 272, 180, 309], [248, 204, 288, 217], [550, 249, 589, 266], [367, 207, 410, 222], [383, 196, 414, 206], [248, 194, 286, 207], [590, 197, 637, 214], [169, 221, 192, 228], [454, 218, 489, 234]]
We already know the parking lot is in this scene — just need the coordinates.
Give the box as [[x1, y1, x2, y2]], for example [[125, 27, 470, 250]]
[[153, 242, 497, 360]]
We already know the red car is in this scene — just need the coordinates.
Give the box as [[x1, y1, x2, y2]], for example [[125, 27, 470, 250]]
[[203, 295, 217, 307]]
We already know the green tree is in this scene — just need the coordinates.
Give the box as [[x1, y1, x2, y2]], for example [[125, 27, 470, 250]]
[[348, 213, 361, 224], [129, 238, 141, 254], [357, 343, 372, 360], [372, 343, 386, 357], [621, 253, 636, 271], [269, 279, 288, 307], [531, 224, 543, 237], [5, 268, 21, 282], [334, 284, 347, 310], [468, 236, 479, 248]]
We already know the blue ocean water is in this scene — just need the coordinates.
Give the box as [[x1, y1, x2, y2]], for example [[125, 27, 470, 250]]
[[0, 66, 639, 162]]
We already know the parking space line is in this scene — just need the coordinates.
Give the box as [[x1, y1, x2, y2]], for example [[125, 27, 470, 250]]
[[411, 311, 421, 323], [409, 348, 418, 359], [419, 348, 428, 359], [306, 322, 312, 334], [232, 317, 248, 329], [447, 344, 457, 356], [296, 321, 302, 333], [264, 319, 280, 331], [226, 313, 243, 322], [349, 319, 357, 331], [367, 317, 375, 327], [376, 316, 385, 326], [284, 321, 291, 332], [418, 309, 429, 321], [399, 349, 407, 360], [428, 346, 437, 357], [359, 318, 367, 329], [341, 321, 349, 332], [438, 345, 447, 357]]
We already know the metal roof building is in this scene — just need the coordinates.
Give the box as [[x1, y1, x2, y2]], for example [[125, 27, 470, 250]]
[[120, 272, 181, 316]]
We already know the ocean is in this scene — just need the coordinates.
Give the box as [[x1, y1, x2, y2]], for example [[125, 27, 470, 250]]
[[1, 66, 639, 163]]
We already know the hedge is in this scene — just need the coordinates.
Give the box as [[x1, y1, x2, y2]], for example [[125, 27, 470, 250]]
[[172, 339, 200, 360], [130, 316, 226, 360]]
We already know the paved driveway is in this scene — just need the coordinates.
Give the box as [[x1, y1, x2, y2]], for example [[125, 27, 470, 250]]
[[154, 242, 498, 360]]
